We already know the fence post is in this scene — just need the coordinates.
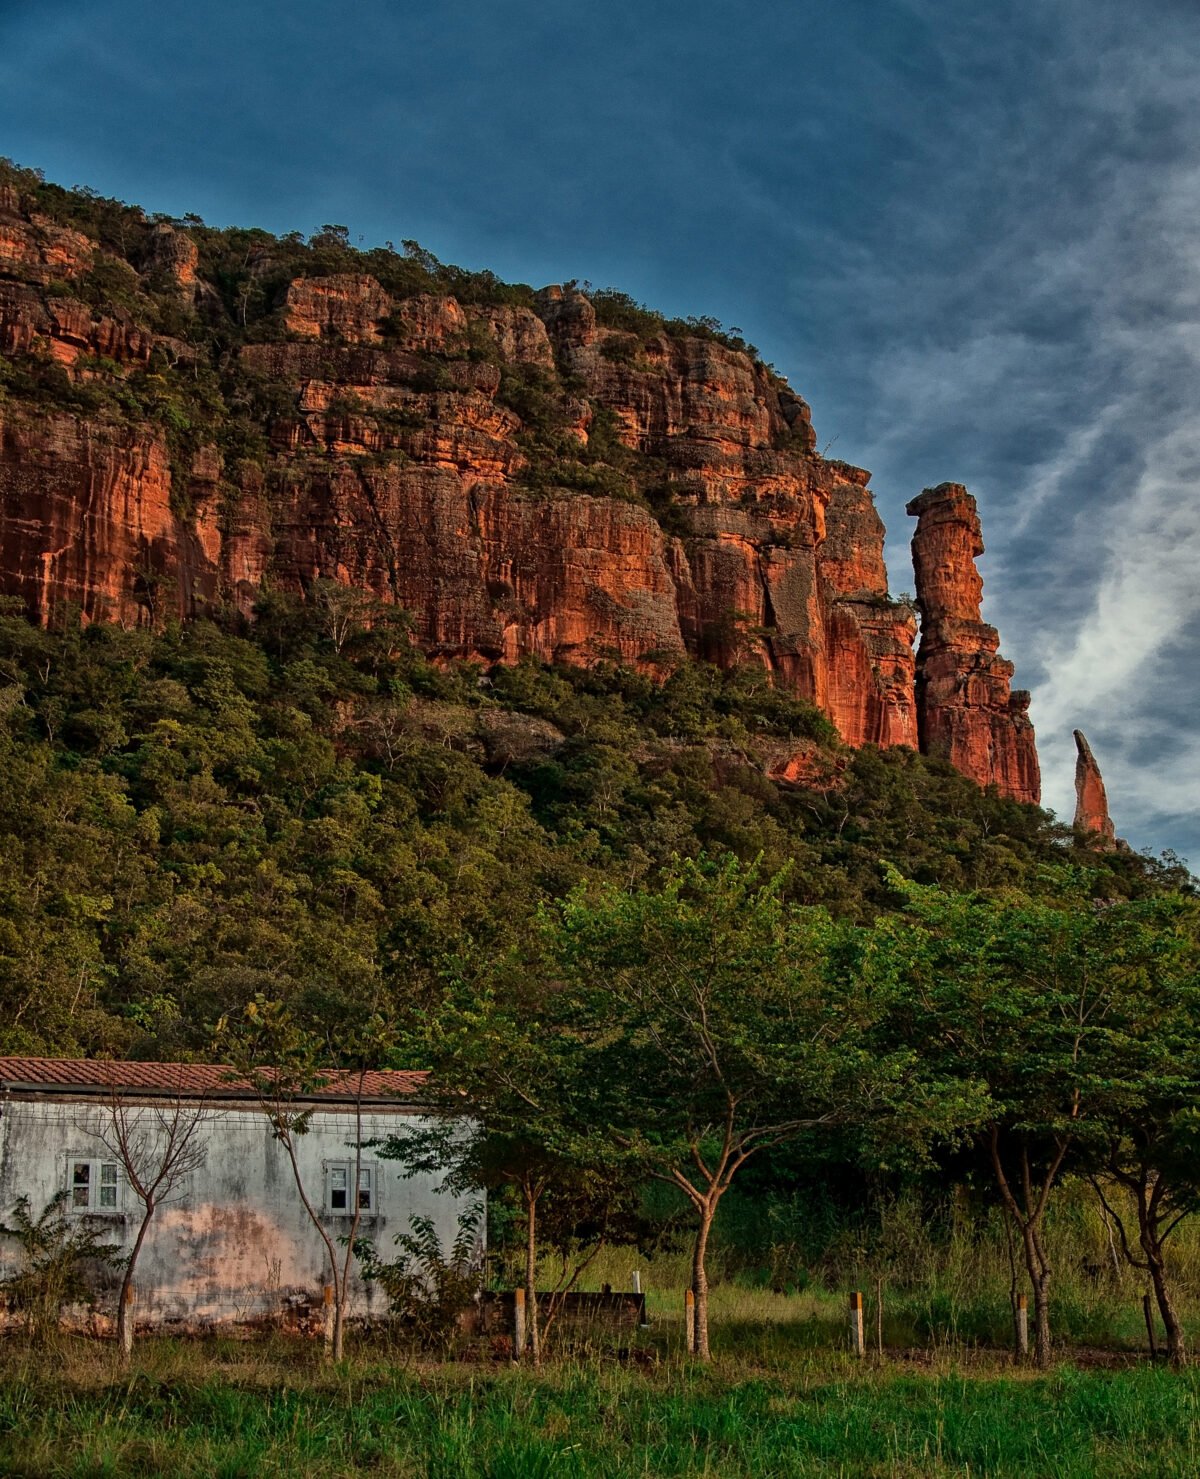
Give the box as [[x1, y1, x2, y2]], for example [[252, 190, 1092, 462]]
[[513, 1287, 526, 1361], [849, 1291, 864, 1357], [632, 1270, 641, 1294], [1016, 1293, 1028, 1358], [1143, 1292, 1158, 1360], [322, 1284, 334, 1356], [684, 1288, 696, 1353]]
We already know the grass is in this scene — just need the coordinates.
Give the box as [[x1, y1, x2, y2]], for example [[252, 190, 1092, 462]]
[[1, 1323, 1197, 1477], [5, 1186, 1199, 1475]]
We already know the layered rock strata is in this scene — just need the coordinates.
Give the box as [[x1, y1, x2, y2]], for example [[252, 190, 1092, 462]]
[[907, 484, 1040, 803], [0, 183, 1042, 797]]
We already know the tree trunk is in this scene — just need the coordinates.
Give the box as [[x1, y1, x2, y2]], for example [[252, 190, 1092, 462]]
[[1026, 1222, 1052, 1369], [691, 1202, 715, 1360], [117, 1201, 155, 1364], [1146, 1251, 1185, 1366], [524, 1183, 540, 1366]]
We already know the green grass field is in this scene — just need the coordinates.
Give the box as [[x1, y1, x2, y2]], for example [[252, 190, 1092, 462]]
[[1, 1321, 1196, 1478], [5, 1198, 1199, 1478]]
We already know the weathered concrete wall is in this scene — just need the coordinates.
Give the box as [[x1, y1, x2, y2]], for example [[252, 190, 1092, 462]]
[[0, 1096, 477, 1330]]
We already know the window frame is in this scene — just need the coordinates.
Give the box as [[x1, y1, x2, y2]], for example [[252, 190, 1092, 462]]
[[322, 1159, 379, 1219], [65, 1154, 123, 1215]]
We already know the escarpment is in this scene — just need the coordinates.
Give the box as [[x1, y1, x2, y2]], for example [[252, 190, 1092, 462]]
[[0, 172, 1040, 799]]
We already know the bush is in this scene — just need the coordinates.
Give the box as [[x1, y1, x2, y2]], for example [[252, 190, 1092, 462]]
[[357, 1207, 483, 1351], [0, 1194, 120, 1345]]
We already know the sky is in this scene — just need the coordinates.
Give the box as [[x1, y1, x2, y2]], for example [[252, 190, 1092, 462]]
[[1, 0, 1198, 863]]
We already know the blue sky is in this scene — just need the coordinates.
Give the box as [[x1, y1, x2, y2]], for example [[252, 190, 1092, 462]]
[[2, 0, 1198, 862]]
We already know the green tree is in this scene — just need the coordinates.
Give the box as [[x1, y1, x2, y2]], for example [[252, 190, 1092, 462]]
[[871, 870, 1186, 1366], [1083, 895, 1200, 1364], [547, 855, 875, 1359], [392, 945, 633, 1364]]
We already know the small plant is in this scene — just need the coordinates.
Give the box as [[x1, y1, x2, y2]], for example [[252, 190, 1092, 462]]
[[357, 1206, 482, 1351], [0, 1193, 120, 1345]]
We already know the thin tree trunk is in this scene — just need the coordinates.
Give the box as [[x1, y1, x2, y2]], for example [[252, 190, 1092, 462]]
[[524, 1181, 540, 1366], [332, 1086, 366, 1363], [1027, 1221, 1052, 1368], [988, 1129, 1061, 1370], [1001, 1203, 1023, 1357], [278, 1126, 342, 1363], [117, 1201, 155, 1363], [1146, 1254, 1185, 1366], [692, 1201, 715, 1360]]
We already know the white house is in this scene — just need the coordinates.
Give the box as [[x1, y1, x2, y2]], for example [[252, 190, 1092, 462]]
[[0, 1058, 478, 1332]]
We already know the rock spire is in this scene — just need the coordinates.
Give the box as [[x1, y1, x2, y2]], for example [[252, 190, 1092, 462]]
[[907, 483, 1040, 804], [1072, 730, 1117, 847]]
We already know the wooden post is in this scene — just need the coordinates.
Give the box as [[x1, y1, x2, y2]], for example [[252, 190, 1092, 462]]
[[513, 1287, 526, 1361], [849, 1291, 864, 1357], [684, 1288, 696, 1353], [322, 1284, 334, 1356], [120, 1282, 134, 1360], [1016, 1293, 1028, 1358], [1143, 1292, 1158, 1360], [631, 1270, 641, 1294]]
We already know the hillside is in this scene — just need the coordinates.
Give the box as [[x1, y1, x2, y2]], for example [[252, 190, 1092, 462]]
[[0, 159, 1037, 799], [0, 161, 1185, 1062]]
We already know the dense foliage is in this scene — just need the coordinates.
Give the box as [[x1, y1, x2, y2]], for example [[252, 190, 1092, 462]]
[[0, 596, 1180, 1063]]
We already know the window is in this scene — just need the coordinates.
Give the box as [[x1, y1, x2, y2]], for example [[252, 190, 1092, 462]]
[[325, 1161, 376, 1216], [69, 1158, 120, 1213]]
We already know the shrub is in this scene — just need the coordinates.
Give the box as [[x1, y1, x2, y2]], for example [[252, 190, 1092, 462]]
[[357, 1207, 482, 1351], [0, 1193, 120, 1345]]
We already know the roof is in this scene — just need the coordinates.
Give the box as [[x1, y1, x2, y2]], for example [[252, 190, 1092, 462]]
[[0, 1058, 427, 1103]]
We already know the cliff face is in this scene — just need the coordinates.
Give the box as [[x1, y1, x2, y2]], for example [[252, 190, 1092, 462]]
[[0, 177, 1039, 797], [906, 484, 1040, 803], [1073, 729, 1117, 847]]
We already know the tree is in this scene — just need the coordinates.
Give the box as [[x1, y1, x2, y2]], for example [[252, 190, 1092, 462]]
[[1083, 895, 1200, 1364], [88, 1077, 211, 1361], [546, 855, 877, 1359], [392, 947, 632, 1364], [216, 997, 387, 1360], [870, 869, 1184, 1367]]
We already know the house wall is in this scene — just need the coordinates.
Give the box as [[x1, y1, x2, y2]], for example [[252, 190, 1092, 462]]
[[0, 1096, 479, 1329]]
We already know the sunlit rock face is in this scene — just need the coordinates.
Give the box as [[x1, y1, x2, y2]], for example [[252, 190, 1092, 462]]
[[1073, 729, 1117, 847], [0, 181, 1042, 796], [907, 483, 1040, 804]]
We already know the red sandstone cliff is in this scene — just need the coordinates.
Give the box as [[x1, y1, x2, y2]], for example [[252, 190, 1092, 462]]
[[907, 484, 1040, 803], [1073, 729, 1116, 846], [0, 178, 1040, 798]]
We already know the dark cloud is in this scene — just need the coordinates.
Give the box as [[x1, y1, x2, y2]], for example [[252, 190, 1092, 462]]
[[1, 0, 1198, 862]]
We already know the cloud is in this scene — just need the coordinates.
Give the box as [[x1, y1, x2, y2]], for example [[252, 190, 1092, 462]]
[[791, 6, 1200, 864]]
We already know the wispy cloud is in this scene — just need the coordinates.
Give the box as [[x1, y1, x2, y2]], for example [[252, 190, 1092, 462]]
[[804, 7, 1200, 862]]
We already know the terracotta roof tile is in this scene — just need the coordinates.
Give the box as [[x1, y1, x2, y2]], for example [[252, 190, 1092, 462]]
[[0, 1058, 427, 1101]]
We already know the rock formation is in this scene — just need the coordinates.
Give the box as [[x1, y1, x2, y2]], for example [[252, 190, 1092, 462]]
[[907, 484, 1040, 803], [0, 177, 1042, 800], [1073, 730, 1116, 846]]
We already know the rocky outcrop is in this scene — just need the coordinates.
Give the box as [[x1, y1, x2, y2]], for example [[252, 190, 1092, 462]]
[[0, 180, 1042, 798], [0, 189, 93, 283], [1073, 730, 1116, 846], [283, 274, 392, 343], [907, 483, 1040, 803]]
